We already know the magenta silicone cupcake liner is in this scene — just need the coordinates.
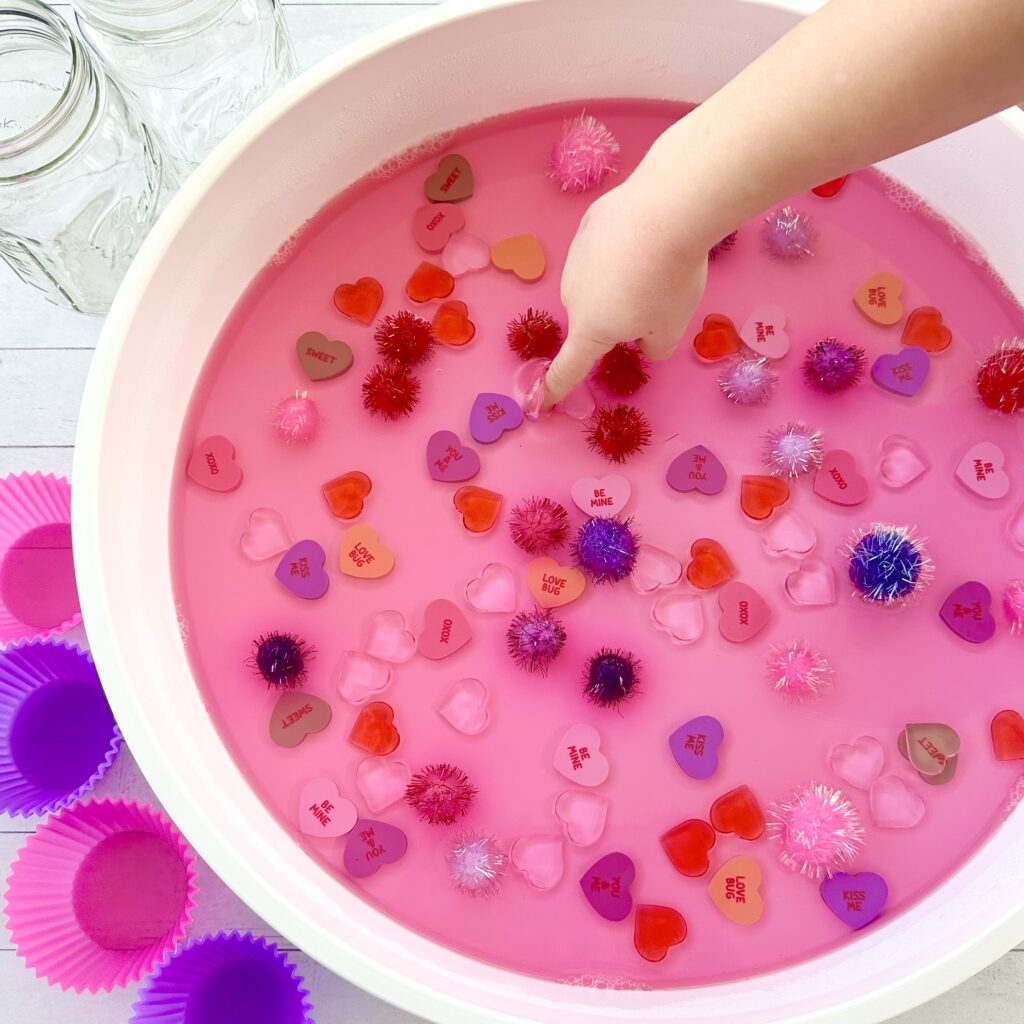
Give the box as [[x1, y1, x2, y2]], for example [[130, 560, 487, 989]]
[[130, 931, 314, 1024], [0, 472, 82, 644], [3, 797, 199, 992], [0, 640, 121, 817]]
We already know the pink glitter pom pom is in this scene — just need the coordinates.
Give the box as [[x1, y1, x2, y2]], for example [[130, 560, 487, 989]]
[[768, 781, 864, 879], [548, 113, 619, 193], [717, 356, 779, 405], [447, 830, 506, 898], [762, 421, 824, 478], [272, 390, 320, 443], [405, 763, 477, 825], [506, 608, 567, 675], [1003, 579, 1024, 635], [761, 205, 816, 261], [765, 641, 834, 702]]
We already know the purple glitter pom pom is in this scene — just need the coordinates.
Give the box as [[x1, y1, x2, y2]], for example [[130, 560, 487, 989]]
[[506, 608, 567, 675], [717, 356, 779, 405], [802, 338, 866, 393], [762, 205, 816, 261], [762, 421, 824, 478], [572, 516, 638, 584]]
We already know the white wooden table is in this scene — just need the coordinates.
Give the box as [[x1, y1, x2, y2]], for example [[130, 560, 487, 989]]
[[1, 2, 1022, 1020]]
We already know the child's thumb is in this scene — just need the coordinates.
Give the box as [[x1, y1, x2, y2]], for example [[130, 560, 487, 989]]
[[543, 332, 604, 407]]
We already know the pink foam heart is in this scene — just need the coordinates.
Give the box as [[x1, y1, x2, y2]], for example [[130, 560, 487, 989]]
[[436, 677, 490, 735], [187, 434, 243, 492], [298, 778, 358, 838], [955, 441, 1009, 500], [739, 305, 789, 359], [879, 434, 930, 489], [336, 651, 392, 704], [511, 835, 564, 890], [762, 510, 816, 558], [364, 610, 416, 663], [1008, 502, 1024, 551], [355, 757, 410, 813], [465, 562, 516, 614], [554, 790, 609, 846], [553, 724, 609, 787], [630, 544, 682, 594], [651, 593, 704, 645], [717, 581, 770, 643], [418, 599, 472, 659], [869, 774, 925, 828], [814, 449, 869, 506], [828, 736, 885, 790], [441, 231, 490, 277], [570, 475, 631, 518], [785, 557, 837, 607], [413, 204, 465, 252], [240, 507, 291, 561]]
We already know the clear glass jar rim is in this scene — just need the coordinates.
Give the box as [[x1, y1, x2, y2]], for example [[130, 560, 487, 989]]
[[72, 0, 239, 40]]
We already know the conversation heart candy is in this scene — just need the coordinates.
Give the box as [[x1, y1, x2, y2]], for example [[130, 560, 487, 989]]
[[333, 276, 383, 324], [554, 790, 609, 846], [660, 819, 716, 878], [511, 835, 564, 891], [348, 701, 400, 756], [939, 581, 996, 643], [879, 434, 930, 489], [322, 471, 372, 520], [579, 852, 635, 921], [666, 445, 727, 495], [355, 757, 410, 813], [820, 872, 888, 929], [651, 593, 704, 645], [718, 582, 770, 643], [668, 716, 724, 781], [339, 525, 395, 579], [269, 691, 332, 748], [854, 272, 903, 326], [553, 724, 609, 787], [295, 331, 354, 382], [187, 435, 242, 492], [955, 441, 1009, 500], [298, 778, 357, 838], [527, 557, 586, 609], [739, 305, 789, 359], [707, 855, 764, 926], [418, 599, 472, 659], [469, 393, 524, 444], [343, 819, 408, 878], [240, 507, 291, 561], [869, 775, 924, 828], [275, 540, 329, 599], [465, 562, 516, 614], [871, 347, 930, 397], [828, 736, 885, 791], [426, 430, 481, 483], [710, 785, 765, 840], [413, 203, 465, 252], [634, 904, 687, 962], [336, 651, 392, 705], [630, 545, 682, 594], [425, 153, 473, 202], [363, 610, 416, 664], [571, 475, 631, 517], [436, 678, 489, 735], [814, 450, 869, 506]]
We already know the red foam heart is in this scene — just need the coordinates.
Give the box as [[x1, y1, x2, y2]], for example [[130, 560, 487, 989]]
[[901, 306, 952, 353], [693, 314, 741, 362], [991, 709, 1024, 761], [349, 701, 400, 756], [634, 904, 687, 963], [659, 818, 716, 877], [710, 785, 765, 841], [406, 261, 455, 303], [333, 276, 383, 325], [812, 175, 848, 198]]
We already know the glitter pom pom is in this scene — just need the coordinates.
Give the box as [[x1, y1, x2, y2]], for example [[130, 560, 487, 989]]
[[765, 641, 833, 703], [761, 205, 816, 261], [361, 361, 421, 420], [447, 831, 506, 898], [249, 631, 314, 688], [374, 310, 435, 367], [507, 308, 564, 362], [717, 356, 779, 405], [845, 523, 933, 606], [802, 338, 866, 393], [1003, 579, 1024, 635], [584, 648, 640, 708], [584, 403, 652, 463], [508, 496, 571, 554], [708, 231, 738, 262], [762, 421, 824, 478], [768, 781, 864, 879], [977, 338, 1024, 414], [405, 763, 477, 825], [506, 608, 567, 675], [548, 113, 620, 193], [272, 390, 320, 443], [573, 516, 638, 584], [593, 343, 651, 396]]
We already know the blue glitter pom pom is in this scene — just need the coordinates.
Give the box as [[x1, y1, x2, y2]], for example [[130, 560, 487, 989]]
[[845, 524, 933, 605], [572, 516, 639, 584], [584, 648, 640, 707]]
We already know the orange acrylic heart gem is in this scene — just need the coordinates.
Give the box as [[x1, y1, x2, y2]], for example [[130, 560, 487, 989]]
[[322, 471, 371, 520], [710, 785, 765, 841], [633, 904, 687, 963], [740, 475, 790, 521], [693, 314, 741, 362], [660, 818, 716, 878], [686, 538, 736, 590], [432, 300, 476, 347], [991, 709, 1024, 761], [406, 261, 455, 303], [348, 701, 400, 756], [453, 486, 502, 534], [333, 276, 383, 325], [901, 306, 952, 353]]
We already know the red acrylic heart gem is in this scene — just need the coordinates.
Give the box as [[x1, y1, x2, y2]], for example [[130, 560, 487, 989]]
[[659, 818, 716, 877], [432, 300, 476, 347], [901, 306, 952, 353], [321, 471, 371, 520], [812, 175, 848, 198], [333, 276, 383, 325], [349, 701, 400, 756], [693, 314, 741, 362], [633, 904, 687, 963], [991, 709, 1024, 761], [406, 261, 455, 303], [710, 785, 765, 840], [740, 475, 790, 521]]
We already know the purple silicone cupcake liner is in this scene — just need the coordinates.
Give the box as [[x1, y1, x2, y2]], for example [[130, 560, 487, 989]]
[[130, 931, 315, 1024], [0, 640, 121, 817]]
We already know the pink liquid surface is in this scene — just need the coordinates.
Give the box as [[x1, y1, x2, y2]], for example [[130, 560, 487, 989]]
[[171, 100, 1024, 988]]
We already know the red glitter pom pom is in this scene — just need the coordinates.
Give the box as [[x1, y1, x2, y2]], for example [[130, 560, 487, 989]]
[[977, 338, 1024, 414], [508, 496, 571, 554], [584, 403, 652, 464], [361, 362, 421, 420], [374, 310, 435, 367], [593, 343, 650, 396], [708, 231, 738, 261], [507, 308, 563, 362], [405, 763, 477, 825]]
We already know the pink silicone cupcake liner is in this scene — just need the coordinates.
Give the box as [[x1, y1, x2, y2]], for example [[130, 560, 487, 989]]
[[0, 640, 121, 817], [0, 472, 82, 644], [130, 931, 314, 1024], [3, 797, 199, 992]]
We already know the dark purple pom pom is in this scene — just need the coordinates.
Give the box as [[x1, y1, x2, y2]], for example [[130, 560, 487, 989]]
[[250, 631, 313, 687], [572, 516, 638, 584], [802, 338, 866, 393], [506, 608, 567, 675], [584, 648, 640, 707]]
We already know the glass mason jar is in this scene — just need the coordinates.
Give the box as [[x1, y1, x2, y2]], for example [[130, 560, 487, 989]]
[[0, 0, 165, 314], [71, 0, 296, 187]]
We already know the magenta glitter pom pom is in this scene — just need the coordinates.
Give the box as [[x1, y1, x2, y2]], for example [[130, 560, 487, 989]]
[[802, 338, 866, 393], [708, 231, 738, 262], [272, 390, 320, 443], [717, 356, 779, 405], [405, 763, 477, 825], [506, 608, 567, 675], [761, 205, 816, 261], [1003, 579, 1024, 635], [508, 496, 571, 554], [768, 781, 864, 879], [765, 641, 833, 703], [447, 831, 506, 897], [548, 113, 619, 193], [762, 421, 824, 478]]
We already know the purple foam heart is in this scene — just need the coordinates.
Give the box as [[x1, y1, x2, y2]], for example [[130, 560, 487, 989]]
[[666, 445, 727, 495], [939, 580, 996, 643], [579, 851, 635, 921], [469, 392, 524, 444], [425, 430, 481, 482], [343, 818, 408, 878], [668, 715, 724, 780], [870, 347, 930, 397], [820, 871, 888, 929], [274, 540, 329, 600]]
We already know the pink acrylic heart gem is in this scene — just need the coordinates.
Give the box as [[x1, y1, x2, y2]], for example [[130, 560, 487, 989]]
[[298, 778, 357, 838], [465, 562, 516, 614], [418, 599, 472, 659], [955, 441, 1009, 500], [571, 475, 631, 518], [879, 434, 930, 489], [553, 724, 609, 786], [364, 610, 417, 663], [828, 736, 885, 791], [240, 507, 291, 561], [436, 677, 489, 735], [651, 593, 704, 645], [441, 231, 490, 277], [739, 305, 789, 359], [869, 775, 925, 828], [939, 580, 996, 643], [187, 434, 243, 492], [511, 835, 564, 890], [580, 851, 635, 921], [513, 357, 595, 422], [666, 445, 727, 495], [785, 558, 836, 607], [717, 581, 770, 643], [426, 430, 481, 483], [1008, 502, 1024, 551], [355, 757, 410, 813], [413, 204, 465, 252], [274, 540, 329, 600], [344, 818, 408, 878], [554, 790, 609, 846], [630, 544, 683, 594], [814, 449, 869, 506], [762, 510, 816, 558], [336, 651, 392, 704]]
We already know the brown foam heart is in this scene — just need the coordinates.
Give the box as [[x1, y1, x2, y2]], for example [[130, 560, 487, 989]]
[[491, 234, 545, 283], [270, 691, 332, 748], [424, 154, 474, 203], [295, 331, 354, 381]]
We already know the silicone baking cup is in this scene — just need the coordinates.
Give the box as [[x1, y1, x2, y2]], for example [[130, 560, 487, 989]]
[[0, 472, 81, 644], [130, 931, 314, 1024], [3, 798, 198, 991], [0, 640, 121, 817]]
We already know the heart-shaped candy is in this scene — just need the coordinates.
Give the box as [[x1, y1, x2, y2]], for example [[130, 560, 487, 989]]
[[426, 430, 481, 483], [666, 445, 727, 495], [879, 434, 930, 489], [419, 598, 472, 659], [718, 582, 770, 643], [820, 872, 888, 929], [828, 735, 885, 790], [651, 593, 704, 645], [442, 231, 490, 277], [527, 556, 586, 609], [812, 175, 848, 198], [432, 300, 476, 347], [453, 485, 503, 534], [869, 775, 925, 828], [693, 314, 741, 361], [406, 261, 455, 303], [469, 392, 524, 444], [991, 709, 1024, 761], [355, 757, 410, 813], [740, 475, 789, 520], [295, 331, 354, 382], [553, 724, 609, 787], [413, 204, 466, 252], [554, 791, 609, 846], [902, 306, 951, 353], [854, 272, 903, 326], [336, 651, 392, 704], [686, 538, 735, 590], [814, 450, 869, 506], [669, 716, 724, 780], [491, 234, 545, 282], [511, 835, 564, 891], [939, 581, 996, 643], [740, 305, 790, 359], [571, 475, 631, 518], [580, 852, 635, 921], [660, 819, 716, 877], [339, 525, 395, 579], [897, 730, 958, 786], [275, 540, 329, 599], [436, 677, 489, 735], [785, 557, 837, 607], [187, 435, 243, 492], [763, 510, 816, 559], [333, 276, 383, 325], [634, 904, 687, 962], [903, 723, 960, 776], [466, 562, 516, 613], [240, 507, 291, 561], [269, 691, 332, 748], [707, 855, 764, 926], [424, 153, 473, 202], [322, 471, 372, 520], [710, 785, 765, 840], [630, 544, 682, 594], [871, 347, 930, 397], [348, 701, 400, 756], [955, 441, 1009, 500], [364, 610, 417, 663], [298, 778, 357, 838], [344, 819, 408, 878]]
